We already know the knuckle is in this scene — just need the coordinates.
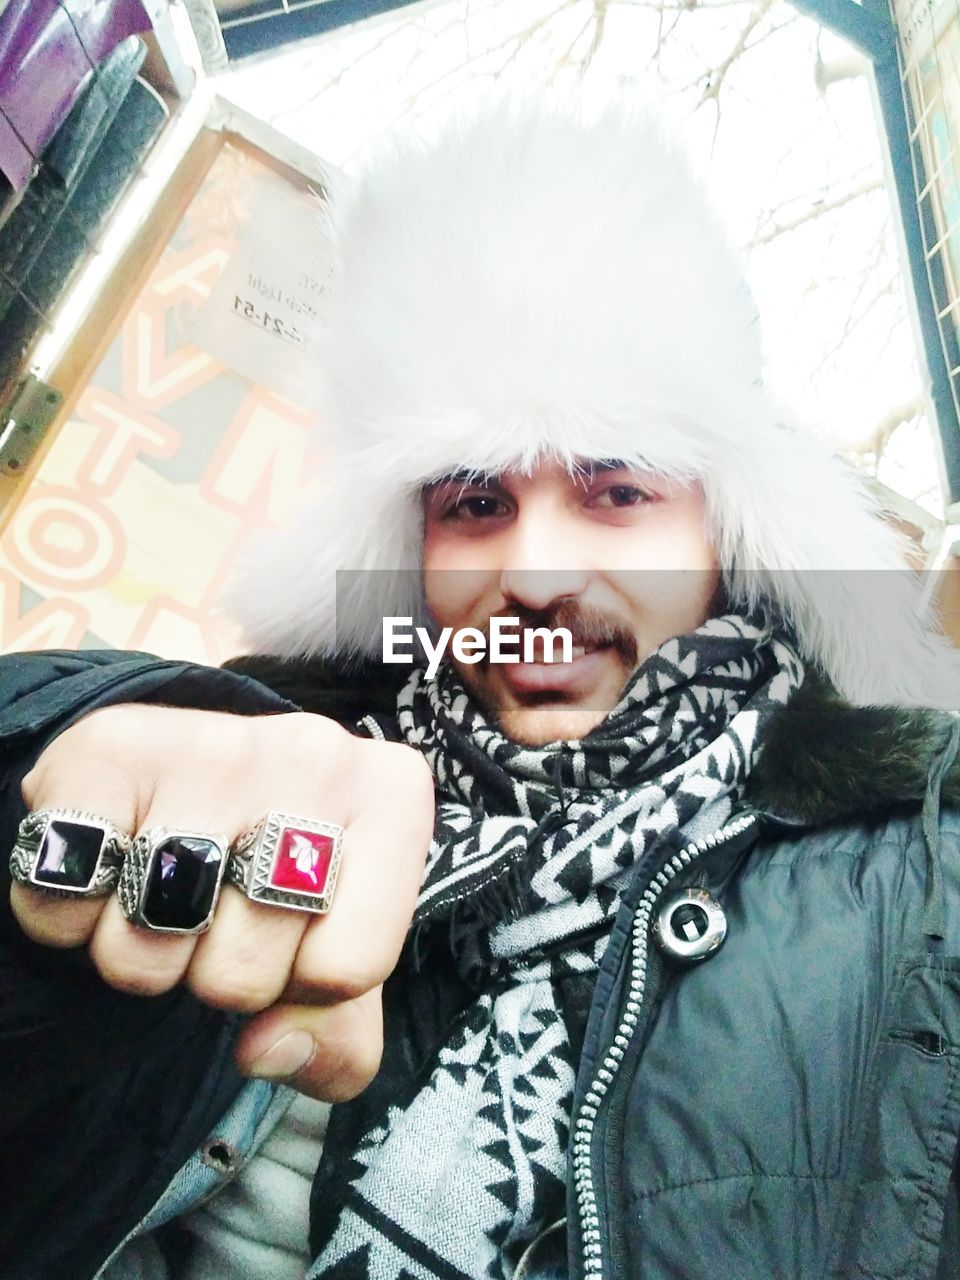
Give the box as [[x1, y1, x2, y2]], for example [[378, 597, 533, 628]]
[[254, 712, 352, 790], [9, 885, 99, 947], [396, 744, 435, 806], [91, 948, 184, 997], [70, 703, 144, 755], [333, 1033, 383, 1100], [390, 748, 436, 848], [20, 763, 44, 808], [187, 961, 284, 1014], [190, 710, 258, 775], [25, 704, 159, 808], [298, 958, 384, 1006], [11, 910, 82, 949], [330, 974, 373, 1004], [278, 711, 347, 756], [395, 742, 435, 790], [311, 1014, 383, 1102], [357, 741, 435, 813]]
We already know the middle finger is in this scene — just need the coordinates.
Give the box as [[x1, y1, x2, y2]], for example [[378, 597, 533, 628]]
[[185, 883, 309, 1012]]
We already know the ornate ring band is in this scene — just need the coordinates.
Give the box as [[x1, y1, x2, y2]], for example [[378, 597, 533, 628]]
[[9, 809, 130, 897], [117, 827, 230, 934], [226, 811, 344, 915]]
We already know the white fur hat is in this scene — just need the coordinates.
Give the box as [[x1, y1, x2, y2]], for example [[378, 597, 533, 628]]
[[228, 96, 959, 710]]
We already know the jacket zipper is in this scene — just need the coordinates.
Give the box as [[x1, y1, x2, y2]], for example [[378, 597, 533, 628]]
[[570, 810, 759, 1280], [357, 714, 386, 740]]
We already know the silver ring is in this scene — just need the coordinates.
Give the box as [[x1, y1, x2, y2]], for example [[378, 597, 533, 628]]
[[227, 811, 344, 915], [9, 809, 130, 897], [117, 827, 230, 934]]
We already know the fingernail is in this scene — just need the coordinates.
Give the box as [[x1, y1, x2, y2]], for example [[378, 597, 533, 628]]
[[247, 1029, 316, 1079]]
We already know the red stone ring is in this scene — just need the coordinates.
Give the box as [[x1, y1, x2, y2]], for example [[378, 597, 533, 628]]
[[10, 808, 131, 898], [117, 827, 231, 934], [225, 812, 344, 915]]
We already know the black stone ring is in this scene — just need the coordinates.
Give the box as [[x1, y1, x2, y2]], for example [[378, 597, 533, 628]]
[[117, 827, 230, 934], [9, 809, 130, 897]]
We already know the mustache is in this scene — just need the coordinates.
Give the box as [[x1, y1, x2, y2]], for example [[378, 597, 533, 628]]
[[476, 601, 639, 666]]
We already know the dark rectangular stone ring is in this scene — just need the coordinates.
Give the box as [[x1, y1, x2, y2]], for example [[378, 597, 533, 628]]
[[9, 809, 130, 897], [117, 827, 230, 934]]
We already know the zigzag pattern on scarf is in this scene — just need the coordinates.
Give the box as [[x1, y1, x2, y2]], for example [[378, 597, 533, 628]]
[[312, 613, 804, 1280]]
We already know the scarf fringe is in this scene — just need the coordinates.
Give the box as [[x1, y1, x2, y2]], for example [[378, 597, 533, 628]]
[[409, 857, 531, 971]]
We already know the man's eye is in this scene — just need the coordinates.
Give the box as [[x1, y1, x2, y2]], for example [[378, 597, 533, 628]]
[[447, 494, 509, 520], [591, 484, 653, 509]]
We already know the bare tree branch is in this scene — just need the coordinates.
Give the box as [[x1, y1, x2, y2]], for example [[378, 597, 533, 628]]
[[845, 397, 924, 473], [698, 0, 775, 107], [549, 13, 598, 81], [752, 178, 883, 246], [583, 0, 610, 72]]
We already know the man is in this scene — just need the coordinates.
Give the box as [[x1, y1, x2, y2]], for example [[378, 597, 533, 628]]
[[3, 97, 960, 1280]]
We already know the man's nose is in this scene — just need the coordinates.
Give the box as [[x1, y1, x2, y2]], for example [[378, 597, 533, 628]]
[[498, 510, 590, 610], [500, 568, 590, 612]]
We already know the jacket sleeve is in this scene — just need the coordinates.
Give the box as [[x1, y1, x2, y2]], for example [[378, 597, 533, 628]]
[[0, 648, 303, 1099], [0, 649, 310, 1278]]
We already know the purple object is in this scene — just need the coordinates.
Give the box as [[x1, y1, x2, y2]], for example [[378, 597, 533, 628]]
[[34, 817, 106, 888], [0, 0, 153, 192], [142, 835, 226, 931]]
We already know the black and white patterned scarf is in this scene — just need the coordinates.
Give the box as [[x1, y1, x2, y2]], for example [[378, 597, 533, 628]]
[[313, 613, 804, 1280]]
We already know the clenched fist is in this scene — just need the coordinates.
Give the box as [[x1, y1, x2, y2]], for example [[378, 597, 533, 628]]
[[10, 704, 434, 1101]]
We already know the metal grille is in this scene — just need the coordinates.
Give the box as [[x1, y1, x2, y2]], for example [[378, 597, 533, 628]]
[[891, 0, 960, 455], [0, 31, 168, 396]]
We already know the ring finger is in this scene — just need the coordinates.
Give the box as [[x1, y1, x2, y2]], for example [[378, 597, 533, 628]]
[[89, 819, 233, 996]]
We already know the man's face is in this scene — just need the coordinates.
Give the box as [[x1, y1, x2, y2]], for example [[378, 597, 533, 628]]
[[422, 458, 720, 745]]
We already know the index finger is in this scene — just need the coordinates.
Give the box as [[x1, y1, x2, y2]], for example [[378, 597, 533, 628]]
[[284, 746, 434, 1004]]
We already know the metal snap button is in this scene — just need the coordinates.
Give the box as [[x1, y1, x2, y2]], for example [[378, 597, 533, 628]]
[[202, 1137, 238, 1176], [653, 888, 727, 962]]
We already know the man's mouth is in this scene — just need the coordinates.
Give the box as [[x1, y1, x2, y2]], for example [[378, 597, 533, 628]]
[[497, 643, 612, 695], [524, 641, 592, 663]]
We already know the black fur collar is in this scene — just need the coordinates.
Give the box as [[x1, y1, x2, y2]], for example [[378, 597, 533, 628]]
[[225, 656, 960, 828], [745, 673, 960, 825]]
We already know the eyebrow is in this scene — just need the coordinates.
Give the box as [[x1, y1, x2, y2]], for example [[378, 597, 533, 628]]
[[577, 458, 631, 476], [570, 458, 641, 489], [422, 459, 639, 495], [424, 469, 501, 490]]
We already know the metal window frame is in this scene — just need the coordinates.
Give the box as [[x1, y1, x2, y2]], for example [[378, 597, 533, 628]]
[[786, 0, 960, 505], [217, 0, 427, 60]]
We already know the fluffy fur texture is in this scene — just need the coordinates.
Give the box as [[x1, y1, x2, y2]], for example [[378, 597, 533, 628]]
[[227, 97, 960, 710], [746, 671, 960, 821]]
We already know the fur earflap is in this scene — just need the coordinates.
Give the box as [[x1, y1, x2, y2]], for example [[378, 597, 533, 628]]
[[226, 96, 960, 711]]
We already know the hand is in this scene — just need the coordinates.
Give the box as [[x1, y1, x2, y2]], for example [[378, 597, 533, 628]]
[[10, 704, 434, 1101]]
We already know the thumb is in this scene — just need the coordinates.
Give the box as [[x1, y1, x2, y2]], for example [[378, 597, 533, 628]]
[[233, 987, 384, 1102]]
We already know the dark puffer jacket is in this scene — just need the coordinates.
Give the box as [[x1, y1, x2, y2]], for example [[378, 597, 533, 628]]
[[2, 648, 960, 1280]]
